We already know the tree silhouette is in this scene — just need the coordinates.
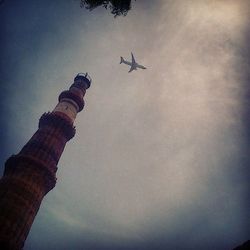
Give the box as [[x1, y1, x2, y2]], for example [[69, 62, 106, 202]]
[[80, 0, 134, 17]]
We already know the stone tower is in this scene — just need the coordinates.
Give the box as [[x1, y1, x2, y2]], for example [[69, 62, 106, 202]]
[[0, 73, 91, 249]]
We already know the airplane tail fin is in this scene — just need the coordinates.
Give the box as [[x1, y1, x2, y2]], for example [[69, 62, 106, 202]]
[[120, 57, 124, 64]]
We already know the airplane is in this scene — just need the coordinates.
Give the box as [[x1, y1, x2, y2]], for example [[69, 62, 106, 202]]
[[120, 53, 146, 73]]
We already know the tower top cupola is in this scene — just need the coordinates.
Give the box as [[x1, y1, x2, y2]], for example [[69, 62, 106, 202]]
[[58, 73, 91, 114], [73, 72, 91, 90]]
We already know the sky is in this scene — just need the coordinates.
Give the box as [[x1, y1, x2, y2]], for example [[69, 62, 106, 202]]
[[0, 0, 249, 249]]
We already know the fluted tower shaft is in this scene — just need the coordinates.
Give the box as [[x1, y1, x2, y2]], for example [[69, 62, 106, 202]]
[[0, 74, 91, 249]]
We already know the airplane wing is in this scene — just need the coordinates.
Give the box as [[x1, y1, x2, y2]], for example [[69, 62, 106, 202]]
[[128, 66, 134, 73], [131, 53, 136, 65]]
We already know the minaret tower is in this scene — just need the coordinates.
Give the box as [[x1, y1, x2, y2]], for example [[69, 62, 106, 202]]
[[0, 73, 91, 249]]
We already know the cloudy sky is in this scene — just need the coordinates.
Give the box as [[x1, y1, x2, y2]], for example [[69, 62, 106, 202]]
[[0, 0, 249, 249]]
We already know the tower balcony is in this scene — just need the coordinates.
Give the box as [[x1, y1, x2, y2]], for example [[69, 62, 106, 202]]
[[73, 72, 91, 90]]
